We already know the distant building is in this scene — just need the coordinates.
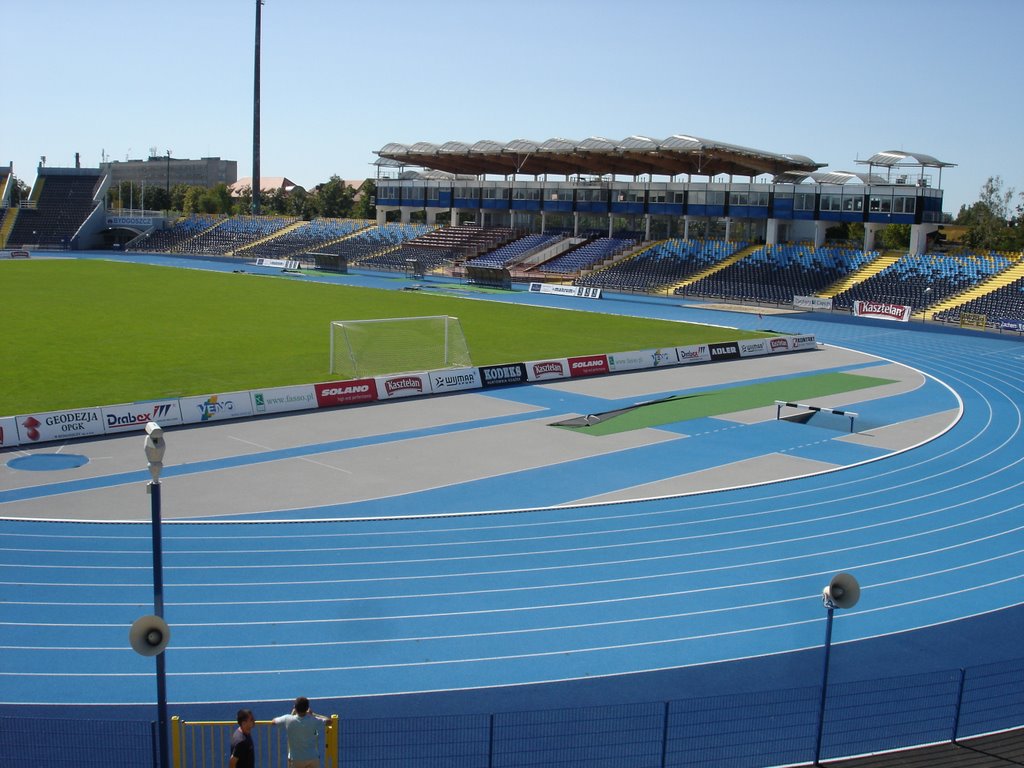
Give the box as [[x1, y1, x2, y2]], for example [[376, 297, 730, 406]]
[[100, 156, 237, 190], [228, 176, 303, 197]]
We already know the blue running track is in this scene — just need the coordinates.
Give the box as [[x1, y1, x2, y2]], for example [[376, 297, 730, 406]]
[[1, 256, 1023, 725]]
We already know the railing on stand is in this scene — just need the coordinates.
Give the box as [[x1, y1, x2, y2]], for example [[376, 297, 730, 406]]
[[171, 715, 339, 768]]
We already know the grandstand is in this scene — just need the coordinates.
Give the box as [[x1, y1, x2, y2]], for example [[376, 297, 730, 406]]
[[130, 213, 226, 252], [535, 234, 639, 274], [577, 238, 749, 293], [831, 250, 1015, 313], [1, 168, 103, 249], [236, 217, 373, 260], [678, 244, 878, 305]]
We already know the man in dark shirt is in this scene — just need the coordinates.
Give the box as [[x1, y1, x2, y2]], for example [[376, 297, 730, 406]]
[[229, 709, 256, 768]]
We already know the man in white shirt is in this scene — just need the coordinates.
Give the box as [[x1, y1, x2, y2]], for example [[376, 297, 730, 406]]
[[270, 696, 329, 768]]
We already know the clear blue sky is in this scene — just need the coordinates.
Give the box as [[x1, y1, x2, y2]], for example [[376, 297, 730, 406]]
[[6, 0, 1022, 216]]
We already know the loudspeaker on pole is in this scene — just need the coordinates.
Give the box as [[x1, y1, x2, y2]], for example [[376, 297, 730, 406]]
[[130, 614, 170, 656], [823, 572, 860, 610]]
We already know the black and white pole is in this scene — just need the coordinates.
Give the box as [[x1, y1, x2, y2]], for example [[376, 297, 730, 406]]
[[130, 422, 171, 768], [814, 573, 860, 766]]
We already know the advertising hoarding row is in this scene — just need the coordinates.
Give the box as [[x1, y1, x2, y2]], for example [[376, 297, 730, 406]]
[[3, 334, 817, 448]]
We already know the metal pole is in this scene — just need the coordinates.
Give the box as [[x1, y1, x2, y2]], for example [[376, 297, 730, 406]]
[[814, 606, 834, 766], [252, 0, 262, 215], [150, 480, 169, 768]]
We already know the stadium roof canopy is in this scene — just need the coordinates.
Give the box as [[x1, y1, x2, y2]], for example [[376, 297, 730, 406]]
[[375, 135, 826, 179], [857, 150, 956, 169], [774, 170, 891, 185]]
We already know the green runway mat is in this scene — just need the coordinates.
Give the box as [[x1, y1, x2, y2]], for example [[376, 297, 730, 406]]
[[552, 371, 896, 436]]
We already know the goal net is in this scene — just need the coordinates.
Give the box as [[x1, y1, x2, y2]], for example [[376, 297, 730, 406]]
[[329, 315, 472, 377]]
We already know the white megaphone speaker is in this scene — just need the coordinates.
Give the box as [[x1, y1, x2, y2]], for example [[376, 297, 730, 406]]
[[130, 614, 171, 656], [823, 572, 860, 610]]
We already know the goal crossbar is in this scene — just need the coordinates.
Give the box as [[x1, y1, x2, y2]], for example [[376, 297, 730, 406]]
[[329, 315, 472, 378]]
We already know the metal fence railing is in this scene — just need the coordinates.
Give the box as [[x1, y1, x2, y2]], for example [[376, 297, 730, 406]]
[[1, 657, 1022, 768], [171, 715, 339, 768]]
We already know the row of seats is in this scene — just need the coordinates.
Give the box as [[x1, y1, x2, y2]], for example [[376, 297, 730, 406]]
[[131, 214, 225, 252], [238, 218, 374, 260], [468, 232, 563, 268], [157, 215, 299, 256], [831, 251, 1012, 311], [934, 276, 1024, 323], [678, 244, 875, 304], [304, 223, 435, 264], [539, 237, 638, 274], [577, 239, 747, 292]]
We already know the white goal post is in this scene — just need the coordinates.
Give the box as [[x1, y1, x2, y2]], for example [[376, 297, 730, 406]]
[[329, 315, 473, 377]]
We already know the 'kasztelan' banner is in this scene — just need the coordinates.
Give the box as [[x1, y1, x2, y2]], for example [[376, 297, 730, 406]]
[[852, 300, 911, 322]]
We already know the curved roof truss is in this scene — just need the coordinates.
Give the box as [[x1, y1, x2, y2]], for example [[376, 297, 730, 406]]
[[375, 135, 825, 179]]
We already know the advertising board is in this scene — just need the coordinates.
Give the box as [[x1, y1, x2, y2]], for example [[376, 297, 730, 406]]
[[567, 354, 610, 377], [16, 408, 105, 444], [479, 363, 529, 388], [526, 359, 570, 382], [375, 372, 431, 399], [429, 367, 482, 394], [0, 417, 20, 447], [102, 401, 183, 434], [250, 384, 318, 415], [314, 379, 378, 407], [853, 300, 911, 322], [607, 348, 678, 372], [179, 391, 255, 424]]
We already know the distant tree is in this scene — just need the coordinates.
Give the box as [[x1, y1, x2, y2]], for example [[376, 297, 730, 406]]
[[234, 186, 253, 215], [144, 186, 171, 211], [182, 185, 205, 214], [288, 188, 320, 220], [10, 177, 29, 206], [880, 223, 911, 250], [317, 175, 355, 218], [210, 183, 234, 214], [170, 183, 191, 212], [352, 179, 376, 220], [264, 187, 290, 215], [956, 176, 1024, 251]]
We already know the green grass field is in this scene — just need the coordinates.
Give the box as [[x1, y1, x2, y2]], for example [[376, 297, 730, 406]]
[[1, 259, 771, 415]]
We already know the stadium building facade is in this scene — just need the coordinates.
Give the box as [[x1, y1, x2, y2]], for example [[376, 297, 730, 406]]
[[100, 155, 237, 191], [373, 137, 952, 254]]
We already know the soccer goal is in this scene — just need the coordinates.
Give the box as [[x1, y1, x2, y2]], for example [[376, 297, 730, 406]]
[[329, 315, 473, 377]]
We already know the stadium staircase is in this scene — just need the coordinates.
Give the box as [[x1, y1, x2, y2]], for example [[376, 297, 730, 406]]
[[0, 209, 18, 248], [667, 243, 759, 293], [914, 254, 1024, 319], [817, 249, 903, 298]]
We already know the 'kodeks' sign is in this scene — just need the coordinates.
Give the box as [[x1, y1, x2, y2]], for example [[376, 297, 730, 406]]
[[315, 378, 378, 407], [568, 354, 610, 377]]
